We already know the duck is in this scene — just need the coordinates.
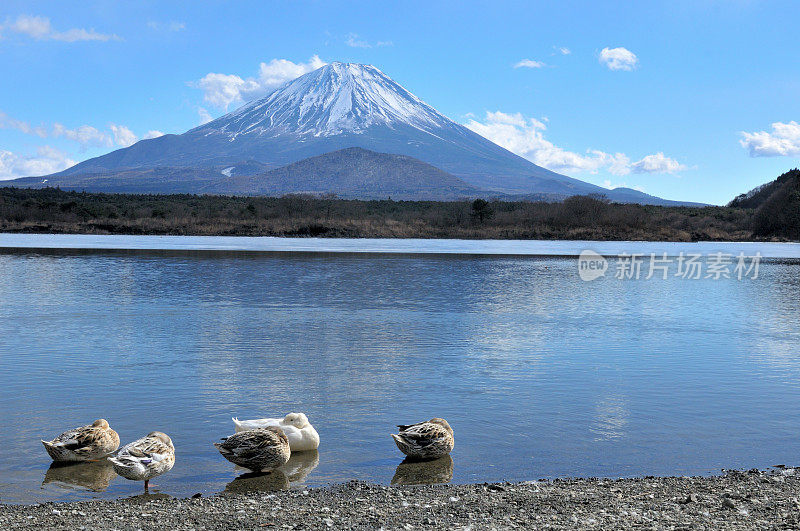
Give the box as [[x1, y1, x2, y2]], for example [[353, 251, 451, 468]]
[[214, 426, 291, 473], [108, 431, 175, 491], [391, 418, 454, 461], [231, 412, 319, 452], [41, 419, 120, 462]]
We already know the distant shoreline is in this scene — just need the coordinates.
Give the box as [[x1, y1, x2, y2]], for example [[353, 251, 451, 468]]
[[2, 234, 799, 260], [0, 470, 797, 528], [1, 187, 778, 243]]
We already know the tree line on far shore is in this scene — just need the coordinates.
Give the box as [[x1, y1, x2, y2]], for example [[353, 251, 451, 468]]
[[0, 186, 776, 241]]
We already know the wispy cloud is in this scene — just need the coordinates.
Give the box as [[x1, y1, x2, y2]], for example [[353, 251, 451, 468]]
[[345, 33, 392, 48], [197, 107, 213, 125], [193, 55, 326, 110], [599, 46, 638, 71], [2, 110, 154, 149], [465, 111, 686, 176], [558, 47, 571, 55], [514, 59, 546, 69], [52, 123, 110, 148], [0, 146, 75, 180], [3, 15, 119, 42], [740, 121, 800, 157], [0, 111, 47, 137], [143, 130, 164, 140], [147, 20, 185, 32]]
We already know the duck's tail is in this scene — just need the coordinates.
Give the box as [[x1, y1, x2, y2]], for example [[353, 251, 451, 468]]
[[391, 433, 410, 448], [41, 440, 60, 460], [213, 442, 231, 456]]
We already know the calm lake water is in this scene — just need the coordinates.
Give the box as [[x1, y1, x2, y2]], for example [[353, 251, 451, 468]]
[[1, 235, 799, 504]]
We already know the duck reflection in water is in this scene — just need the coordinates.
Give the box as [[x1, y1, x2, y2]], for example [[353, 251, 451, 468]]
[[224, 450, 320, 493], [279, 450, 319, 483], [224, 469, 289, 494], [391, 455, 454, 485], [126, 491, 173, 501], [42, 459, 117, 492]]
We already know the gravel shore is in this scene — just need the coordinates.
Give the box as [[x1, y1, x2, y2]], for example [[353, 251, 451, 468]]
[[2, 468, 799, 529]]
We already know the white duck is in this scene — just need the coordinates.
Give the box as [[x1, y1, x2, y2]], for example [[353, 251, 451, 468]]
[[108, 431, 175, 492], [232, 412, 319, 452]]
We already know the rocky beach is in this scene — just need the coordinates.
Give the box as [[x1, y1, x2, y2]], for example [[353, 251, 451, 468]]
[[2, 469, 799, 529]]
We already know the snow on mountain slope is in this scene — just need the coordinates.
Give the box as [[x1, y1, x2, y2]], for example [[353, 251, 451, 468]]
[[199, 63, 450, 138]]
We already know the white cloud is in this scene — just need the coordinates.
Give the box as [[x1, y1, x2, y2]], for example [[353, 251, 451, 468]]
[[195, 73, 257, 109], [110, 124, 137, 147], [0, 146, 75, 180], [52, 123, 111, 148], [559, 47, 571, 55], [599, 47, 638, 71], [630, 152, 687, 173], [257, 56, 327, 89], [345, 33, 392, 48], [54, 122, 140, 148], [7, 15, 50, 39], [514, 59, 546, 69], [4, 15, 119, 42], [194, 55, 326, 110], [465, 111, 686, 176], [345, 33, 370, 48], [3, 110, 161, 149], [197, 107, 213, 125], [740, 121, 800, 157]]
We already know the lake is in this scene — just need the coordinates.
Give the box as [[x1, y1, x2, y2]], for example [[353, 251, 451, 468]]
[[1, 234, 799, 504]]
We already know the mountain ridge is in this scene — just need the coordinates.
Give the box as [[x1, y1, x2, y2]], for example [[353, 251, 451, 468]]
[[12, 61, 697, 205], [205, 147, 481, 200], [729, 168, 800, 239]]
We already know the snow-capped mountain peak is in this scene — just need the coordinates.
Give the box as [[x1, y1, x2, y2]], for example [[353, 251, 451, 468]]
[[196, 62, 453, 138], [41, 61, 684, 205]]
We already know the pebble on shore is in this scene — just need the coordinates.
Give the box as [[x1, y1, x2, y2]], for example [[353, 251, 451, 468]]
[[1, 468, 799, 529]]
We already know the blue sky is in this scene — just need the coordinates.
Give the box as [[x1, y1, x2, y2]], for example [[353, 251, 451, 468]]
[[1, 1, 799, 205]]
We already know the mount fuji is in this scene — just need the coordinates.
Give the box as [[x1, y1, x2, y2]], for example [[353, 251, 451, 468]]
[[12, 62, 693, 205]]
